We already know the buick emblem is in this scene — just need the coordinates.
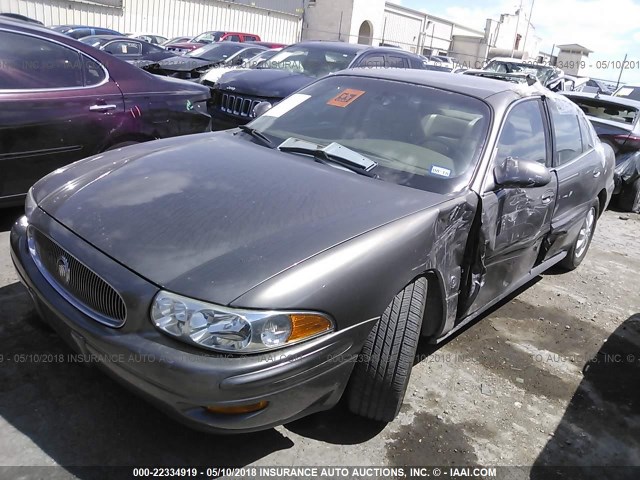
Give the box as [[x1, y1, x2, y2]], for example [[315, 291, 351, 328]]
[[56, 256, 71, 284], [226, 86, 236, 91]]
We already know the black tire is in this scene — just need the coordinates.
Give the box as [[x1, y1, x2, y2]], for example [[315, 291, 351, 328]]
[[105, 141, 140, 151], [559, 204, 598, 271], [618, 178, 640, 213], [347, 277, 427, 422]]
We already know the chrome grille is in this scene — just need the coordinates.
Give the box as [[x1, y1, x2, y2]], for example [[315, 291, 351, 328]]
[[28, 227, 126, 327], [219, 93, 261, 118]]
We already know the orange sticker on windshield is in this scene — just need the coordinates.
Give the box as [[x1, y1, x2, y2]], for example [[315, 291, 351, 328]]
[[327, 89, 366, 108]]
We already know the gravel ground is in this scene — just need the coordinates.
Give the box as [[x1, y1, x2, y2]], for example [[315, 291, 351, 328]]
[[0, 206, 638, 479]]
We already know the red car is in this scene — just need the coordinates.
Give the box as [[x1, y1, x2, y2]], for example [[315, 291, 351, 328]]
[[166, 31, 261, 53]]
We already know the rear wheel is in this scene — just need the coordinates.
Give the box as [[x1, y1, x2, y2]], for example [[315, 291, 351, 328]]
[[618, 178, 640, 213], [347, 278, 426, 422], [559, 205, 598, 271]]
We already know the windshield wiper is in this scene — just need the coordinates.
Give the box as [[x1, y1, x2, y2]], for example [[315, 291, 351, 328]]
[[236, 125, 274, 147], [278, 137, 378, 178]]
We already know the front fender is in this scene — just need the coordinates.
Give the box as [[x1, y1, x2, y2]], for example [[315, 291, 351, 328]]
[[230, 192, 478, 335]]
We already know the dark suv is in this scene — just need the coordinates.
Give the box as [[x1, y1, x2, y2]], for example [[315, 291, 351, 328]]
[[0, 18, 212, 207], [209, 42, 429, 130]]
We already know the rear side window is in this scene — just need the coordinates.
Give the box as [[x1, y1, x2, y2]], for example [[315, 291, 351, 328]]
[[358, 54, 385, 68], [549, 97, 584, 165], [496, 100, 548, 165], [0, 31, 84, 89], [245, 35, 259, 41], [83, 56, 106, 86], [387, 55, 409, 69], [225, 35, 241, 42], [104, 41, 142, 55], [578, 114, 596, 150]]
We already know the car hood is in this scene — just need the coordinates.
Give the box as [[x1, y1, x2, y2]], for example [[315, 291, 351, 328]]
[[156, 56, 214, 72], [216, 69, 313, 99], [36, 133, 445, 305]]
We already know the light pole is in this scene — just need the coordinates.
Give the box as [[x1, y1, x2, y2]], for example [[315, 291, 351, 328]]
[[522, 0, 536, 59]]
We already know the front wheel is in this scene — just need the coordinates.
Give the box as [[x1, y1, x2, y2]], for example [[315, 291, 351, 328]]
[[347, 277, 427, 422], [559, 205, 598, 271]]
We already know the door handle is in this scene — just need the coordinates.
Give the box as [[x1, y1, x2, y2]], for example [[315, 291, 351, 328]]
[[542, 193, 555, 204], [593, 170, 601, 178], [89, 104, 117, 112]]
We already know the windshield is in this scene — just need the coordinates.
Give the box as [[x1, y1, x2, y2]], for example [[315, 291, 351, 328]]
[[193, 31, 224, 44], [485, 60, 557, 84], [246, 76, 491, 194], [187, 43, 245, 61], [257, 46, 358, 78], [614, 86, 640, 101]]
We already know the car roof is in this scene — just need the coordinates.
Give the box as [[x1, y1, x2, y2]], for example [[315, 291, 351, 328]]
[[562, 91, 640, 108], [292, 40, 371, 53], [334, 68, 544, 100]]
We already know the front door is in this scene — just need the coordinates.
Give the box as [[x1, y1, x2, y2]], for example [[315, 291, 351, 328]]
[[465, 99, 558, 316]]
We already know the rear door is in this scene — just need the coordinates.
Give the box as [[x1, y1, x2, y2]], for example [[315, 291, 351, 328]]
[[0, 30, 125, 200], [545, 95, 603, 255], [466, 98, 558, 315]]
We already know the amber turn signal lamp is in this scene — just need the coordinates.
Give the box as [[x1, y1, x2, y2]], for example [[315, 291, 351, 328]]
[[206, 401, 269, 415], [288, 314, 333, 342]]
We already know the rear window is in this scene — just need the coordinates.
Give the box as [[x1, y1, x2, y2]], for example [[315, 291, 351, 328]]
[[567, 96, 638, 126], [614, 86, 640, 102]]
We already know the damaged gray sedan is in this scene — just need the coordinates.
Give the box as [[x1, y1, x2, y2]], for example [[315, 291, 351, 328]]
[[11, 70, 614, 433]]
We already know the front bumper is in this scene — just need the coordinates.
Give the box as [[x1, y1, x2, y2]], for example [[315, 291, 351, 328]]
[[10, 213, 374, 434]]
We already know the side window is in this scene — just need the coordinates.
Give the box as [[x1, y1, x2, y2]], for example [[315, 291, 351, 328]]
[[245, 35, 258, 41], [578, 114, 595, 150], [358, 54, 384, 68], [83, 56, 106, 86], [0, 31, 84, 89], [549, 98, 584, 165], [224, 35, 241, 42], [387, 55, 409, 69], [496, 100, 548, 165], [104, 41, 142, 55]]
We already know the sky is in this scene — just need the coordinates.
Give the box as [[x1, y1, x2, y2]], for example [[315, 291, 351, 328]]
[[397, 0, 640, 84]]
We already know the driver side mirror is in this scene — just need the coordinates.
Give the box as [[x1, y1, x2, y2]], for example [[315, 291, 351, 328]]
[[494, 157, 552, 188], [252, 101, 273, 118]]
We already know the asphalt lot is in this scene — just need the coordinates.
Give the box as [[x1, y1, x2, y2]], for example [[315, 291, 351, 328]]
[[0, 205, 638, 478]]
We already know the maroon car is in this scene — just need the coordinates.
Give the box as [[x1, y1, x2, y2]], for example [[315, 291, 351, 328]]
[[0, 18, 212, 207], [166, 31, 261, 53]]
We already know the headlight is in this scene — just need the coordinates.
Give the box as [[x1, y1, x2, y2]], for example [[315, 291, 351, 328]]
[[151, 291, 334, 353], [25, 188, 37, 219]]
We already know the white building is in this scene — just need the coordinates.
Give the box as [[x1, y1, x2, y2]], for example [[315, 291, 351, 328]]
[[556, 44, 593, 76], [302, 1, 483, 55], [451, 8, 543, 69]]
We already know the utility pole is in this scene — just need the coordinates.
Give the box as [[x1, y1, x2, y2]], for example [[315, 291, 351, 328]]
[[522, 0, 535, 58], [616, 53, 628, 89]]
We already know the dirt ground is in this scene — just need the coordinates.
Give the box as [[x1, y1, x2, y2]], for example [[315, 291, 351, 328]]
[[0, 206, 638, 479]]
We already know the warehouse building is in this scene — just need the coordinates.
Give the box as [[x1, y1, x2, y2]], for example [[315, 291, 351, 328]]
[[0, 0, 304, 44], [1, 0, 544, 67]]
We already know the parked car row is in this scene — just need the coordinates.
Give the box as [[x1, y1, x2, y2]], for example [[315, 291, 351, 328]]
[[0, 17, 212, 207]]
